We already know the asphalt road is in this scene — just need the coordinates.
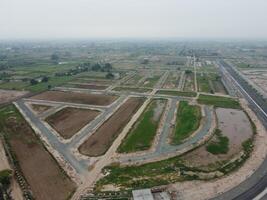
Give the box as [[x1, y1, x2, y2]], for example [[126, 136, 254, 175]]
[[211, 60, 267, 200]]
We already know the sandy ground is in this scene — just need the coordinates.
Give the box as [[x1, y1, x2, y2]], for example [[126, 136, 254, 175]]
[[0, 89, 28, 104], [0, 140, 24, 200], [169, 98, 267, 200]]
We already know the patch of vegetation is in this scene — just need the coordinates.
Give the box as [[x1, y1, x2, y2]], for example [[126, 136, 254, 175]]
[[118, 100, 166, 153], [96, 156, 189, 190], [197, 94, 241, 109], [113, 87, 152, 93], [143, 75, 161, 87], [206, 129, 229, 155], [0, 169, 12, 187], [197, 73, 212, 93], [156, 90, 197, 97], [171, 101, 201, 144]]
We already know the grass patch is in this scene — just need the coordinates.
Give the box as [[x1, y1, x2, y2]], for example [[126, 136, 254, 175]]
[[198, 94, 240, 109], [206, 129, 229, 155], [118, 99, 166, 153], [113, 87, 152, 93], [197, 73, 212, 93], [171, 101, 201, 144], [156, 90, 197, 97]]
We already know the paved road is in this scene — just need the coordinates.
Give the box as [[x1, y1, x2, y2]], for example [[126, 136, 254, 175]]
[[119, 101, 213, 163], [210, 60, 267, 200], [15, 95, 127, 175]]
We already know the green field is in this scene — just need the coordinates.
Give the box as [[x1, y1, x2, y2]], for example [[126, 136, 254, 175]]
[[143, 75, 161, 88], [171, 101, 201, 144], [113, 87, 152, 93], [197, 94, 240, 109], [118, 99, 166, 153], [197, 73, 212, 93], [156, 90, 197, 97], [206, 129, 229, 154]]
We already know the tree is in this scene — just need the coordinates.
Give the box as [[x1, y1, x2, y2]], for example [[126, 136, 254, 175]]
[[30, 79, 38, 85], [104, 63, 112, 72], [41, 76, 49, 82], [106, 72, 114, 79], [185, 70, 192, 74], [92, 63, 101, 71], [51, 53, 59, 64]]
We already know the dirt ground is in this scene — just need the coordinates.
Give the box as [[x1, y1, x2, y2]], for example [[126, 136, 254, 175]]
[[78, 97, 144, 157], [5, 113, 76, 200], [46, 107, 100, 139], [30, 104, 52, 115], [0, 89, 28, 104], [70, 84, 108, 90], [0, 140, 24, 200], [182, 108, 253, 168], [31, 91, 117, 106]]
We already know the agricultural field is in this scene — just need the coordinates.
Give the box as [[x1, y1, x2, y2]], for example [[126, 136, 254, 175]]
[[78, 97, 144, 156], [171, 101, 201, 144], [31, 91, 117, 106], [45, 107, 100, 139], [0, 106, 76, 200], [118, 99, 166, 153]]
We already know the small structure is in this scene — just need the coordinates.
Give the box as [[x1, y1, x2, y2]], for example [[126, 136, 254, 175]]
[[132, 189, 154, 200]]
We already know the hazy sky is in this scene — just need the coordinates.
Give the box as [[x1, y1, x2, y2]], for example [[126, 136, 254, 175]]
[[1, 0, 267, 39]]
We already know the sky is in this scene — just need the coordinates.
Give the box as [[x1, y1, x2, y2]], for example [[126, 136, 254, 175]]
[[1, 0, 267, 40]]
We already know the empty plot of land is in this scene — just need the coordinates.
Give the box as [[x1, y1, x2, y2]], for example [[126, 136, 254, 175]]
[[79, 97, 144, 157], [182, 108, 253, 168], [184, 73, 195, 92], [29, 104, 52, 115], [67, 84, 108, 90], [0, 106, 76, 200], [46, 107, 100, 139], [0, 89, 28, 104], [31, 91, 117, 106], [118, 99, 166, 153]]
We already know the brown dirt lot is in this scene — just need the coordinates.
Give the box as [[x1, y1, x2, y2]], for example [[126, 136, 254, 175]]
[[30, 104, 52, 115], [70, 84, 108, 90], [0, 89, 28, 104], [31, 91, 117, 106], [78, 97, 144, 157], [46, 107, 100, 139], [2, 106, 76, 200]]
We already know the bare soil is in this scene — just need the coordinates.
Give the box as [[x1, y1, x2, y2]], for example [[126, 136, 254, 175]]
[[31, 91, 117, 106], [30, 104, 52, 115], [5, 113, 76, 200], [0, 89, 28, 104], [46, 107, 100, 139], [78, 97, 144, 157]]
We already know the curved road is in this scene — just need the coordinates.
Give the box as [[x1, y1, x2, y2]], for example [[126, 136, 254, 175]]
[[211, 60, 267, 200]]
